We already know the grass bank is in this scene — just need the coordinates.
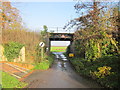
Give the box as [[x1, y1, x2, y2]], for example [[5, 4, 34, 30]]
[[33, 53, 54, 70], [1, 71, 28, 88]]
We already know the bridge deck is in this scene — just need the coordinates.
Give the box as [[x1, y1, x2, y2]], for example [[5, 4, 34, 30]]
[[49, 33, 74, 41]]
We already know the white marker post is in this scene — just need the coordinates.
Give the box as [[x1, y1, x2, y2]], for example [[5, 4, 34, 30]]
[[39, 42, 45, 60]]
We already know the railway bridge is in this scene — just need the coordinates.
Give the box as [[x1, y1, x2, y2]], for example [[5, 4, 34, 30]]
[[43, 27, 75, 53]]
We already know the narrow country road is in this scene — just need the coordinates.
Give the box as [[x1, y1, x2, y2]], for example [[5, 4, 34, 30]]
[[23, 52, 101, 88]]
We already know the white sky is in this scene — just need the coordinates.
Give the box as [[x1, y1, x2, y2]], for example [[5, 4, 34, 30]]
[[51, 41, 70, 46]]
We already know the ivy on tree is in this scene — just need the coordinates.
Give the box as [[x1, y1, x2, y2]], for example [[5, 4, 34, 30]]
[[4, 42, 24, 61]]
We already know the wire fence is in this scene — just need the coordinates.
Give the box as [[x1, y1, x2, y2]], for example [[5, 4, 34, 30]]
[[40, 27, 75, 33]]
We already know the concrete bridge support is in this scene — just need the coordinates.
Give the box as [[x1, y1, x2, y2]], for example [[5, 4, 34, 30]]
[[45, 37, 51, 54]]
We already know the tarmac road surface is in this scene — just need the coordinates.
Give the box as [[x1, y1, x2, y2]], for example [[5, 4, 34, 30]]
[[23, 52, 101, 88]]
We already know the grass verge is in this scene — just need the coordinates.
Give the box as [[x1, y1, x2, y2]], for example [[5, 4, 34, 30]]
[[1, 71, 28, 88], [33, 53, 54, 70]]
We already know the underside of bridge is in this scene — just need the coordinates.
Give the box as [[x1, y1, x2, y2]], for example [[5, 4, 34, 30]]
[[49, 38, 72, 41]]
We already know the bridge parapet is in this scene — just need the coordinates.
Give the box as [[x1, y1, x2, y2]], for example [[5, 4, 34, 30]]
[[49, 33, 74, 39]]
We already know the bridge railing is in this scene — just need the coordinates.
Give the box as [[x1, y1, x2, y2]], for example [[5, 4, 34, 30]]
[[47, 27, 75, 33]]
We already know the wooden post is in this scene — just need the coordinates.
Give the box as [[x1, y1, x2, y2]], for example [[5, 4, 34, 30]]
[[41, 47, 44, 60]]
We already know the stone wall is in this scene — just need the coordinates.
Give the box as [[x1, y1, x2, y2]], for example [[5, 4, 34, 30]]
[[0, 45, 7, 61], [0, 45, 25, 62]]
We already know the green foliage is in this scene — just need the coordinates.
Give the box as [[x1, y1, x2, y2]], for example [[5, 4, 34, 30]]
[[66, 45, 71, 56], [40, 25, 48, 41], [91, 66, 112, 78], [69, 54, 120, 88], [33, 60, 49, 70], [1, 72, 27, 88], [35, 44, 42, 63], [2, 29, 41, 63], [101, 38, 118, 56], [67, 2, 120, 88], [3, 42, 24, 61], [84, 34, 119, 62], [68, 26, 119, 88], [97, 72, 120, 88], [33, 53, 54, 70], [47, 53, 54, 66], [43, 25, 48, 32], [70, 58, 84, 72], [93, 55, 120, 74], [85, 39, 100, 61]]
